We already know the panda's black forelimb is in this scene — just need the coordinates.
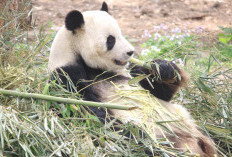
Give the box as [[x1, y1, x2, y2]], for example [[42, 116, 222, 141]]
[[130, 59, 188, 101], [50, 55, 130, 123], [50, 57, 109, 123]]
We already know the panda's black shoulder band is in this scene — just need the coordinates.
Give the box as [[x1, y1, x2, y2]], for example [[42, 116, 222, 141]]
[[65, 10, 84, 32]]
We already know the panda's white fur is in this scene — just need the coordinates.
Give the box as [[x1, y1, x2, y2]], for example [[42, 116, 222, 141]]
[[48, 3, 216, 156]]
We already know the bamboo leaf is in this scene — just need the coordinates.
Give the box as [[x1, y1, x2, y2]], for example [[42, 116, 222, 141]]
[[128, 75, 148, 85], [42, 83, 50, 95], [197, 78, 214, 95]]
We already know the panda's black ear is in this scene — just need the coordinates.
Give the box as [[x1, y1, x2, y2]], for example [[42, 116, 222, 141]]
[[100, 2, 108, 12], [65, 10, 84, 32]]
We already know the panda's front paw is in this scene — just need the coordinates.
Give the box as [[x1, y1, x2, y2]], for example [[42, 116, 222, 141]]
[[150, 59, 182, 84]]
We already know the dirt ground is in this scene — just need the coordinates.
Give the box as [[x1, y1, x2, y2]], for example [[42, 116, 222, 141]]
[[33, 0, 232, 49]]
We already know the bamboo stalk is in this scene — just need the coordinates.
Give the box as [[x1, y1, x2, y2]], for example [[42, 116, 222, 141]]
[[0, 89, 138, 110], [129, 57, 152, 70]]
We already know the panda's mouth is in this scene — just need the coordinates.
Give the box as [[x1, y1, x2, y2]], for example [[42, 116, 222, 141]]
[[114, 59, 128, 66]]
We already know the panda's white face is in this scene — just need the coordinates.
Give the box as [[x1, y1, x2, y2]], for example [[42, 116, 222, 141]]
[[73, 11, 134, 72]]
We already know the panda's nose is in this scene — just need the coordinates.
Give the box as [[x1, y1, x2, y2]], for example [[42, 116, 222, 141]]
[[127, 51, 134, 56]]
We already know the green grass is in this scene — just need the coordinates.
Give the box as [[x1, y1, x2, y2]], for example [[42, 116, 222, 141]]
[[1, 1, 232, 156]]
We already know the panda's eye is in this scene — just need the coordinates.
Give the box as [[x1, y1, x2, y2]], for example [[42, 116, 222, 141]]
[[106, 35, 116, 51]]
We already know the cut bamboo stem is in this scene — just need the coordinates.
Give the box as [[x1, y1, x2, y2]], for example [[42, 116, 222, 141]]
[[0, 89, 138, 110], [129, 57, 152, 70]]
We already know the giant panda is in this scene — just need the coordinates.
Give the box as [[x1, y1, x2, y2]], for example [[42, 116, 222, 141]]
[[48, 2, 216, 156]]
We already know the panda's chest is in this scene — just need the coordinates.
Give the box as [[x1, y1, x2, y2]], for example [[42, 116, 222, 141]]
[[92, 78, 130, 102], [95, 80, 146, 120]]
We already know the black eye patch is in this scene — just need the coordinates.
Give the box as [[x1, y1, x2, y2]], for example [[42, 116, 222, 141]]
[[106, 35, 116, 51]]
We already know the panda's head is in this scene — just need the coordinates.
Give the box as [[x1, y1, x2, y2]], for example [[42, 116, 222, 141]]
[[49, 2, 134, 73]]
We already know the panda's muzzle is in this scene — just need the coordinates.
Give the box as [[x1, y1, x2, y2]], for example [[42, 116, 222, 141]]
[[114, 59, 128, 66]]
